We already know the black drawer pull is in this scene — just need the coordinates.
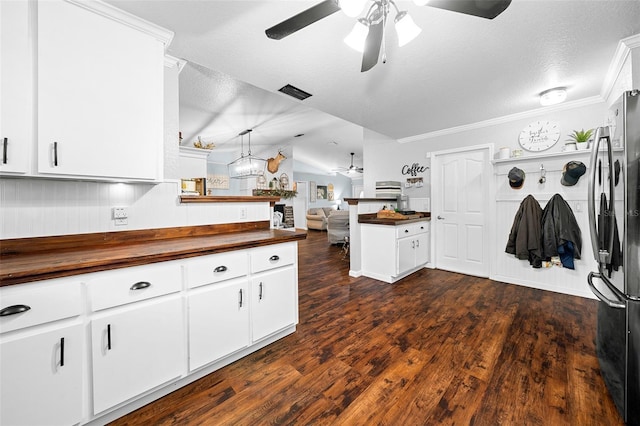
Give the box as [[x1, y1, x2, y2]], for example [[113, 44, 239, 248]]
[[53, 141, 58, 167], [269, 255, 280, 261], [0, 304, 31, 317], [60, 337, 65, 367], [130, 281, 151, 290], [214, 265, 228, 273], [107, 324, 112, 350], [2, 137, 7, 164], [404, 229, 409, 233]]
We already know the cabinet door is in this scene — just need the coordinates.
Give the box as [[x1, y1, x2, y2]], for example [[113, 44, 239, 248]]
[[37, 0, 164, 180], [91, 296, 184, 415], [415, 233, 430, 266], [0, 0, 31, 174], [397, 237, 416, 275], [251, 267, 297, 342], [0, 324, 83, 426], [188, 279, 250, 371]]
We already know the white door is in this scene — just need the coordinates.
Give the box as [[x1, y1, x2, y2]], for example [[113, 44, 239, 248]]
[[293, 181, 308, 229], [251, 268, 296, 342], [432, 146, 490, 277]]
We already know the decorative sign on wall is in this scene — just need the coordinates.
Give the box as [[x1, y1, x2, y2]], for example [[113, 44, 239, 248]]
[[310, 181, 317, 202], [401, 163, 429, 176], [208, 174, 229, 189]]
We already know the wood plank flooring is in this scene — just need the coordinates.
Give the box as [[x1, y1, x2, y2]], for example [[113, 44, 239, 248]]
[[111, 229, 622, 425]]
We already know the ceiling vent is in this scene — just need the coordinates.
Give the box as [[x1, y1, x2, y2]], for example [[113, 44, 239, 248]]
[[278, 84, 312, 101]]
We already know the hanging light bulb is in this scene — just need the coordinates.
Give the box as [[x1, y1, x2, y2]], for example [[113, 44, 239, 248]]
[[395, 11, 421, 47], [344, 18, 370, 52], [340, 0, 367, 18]]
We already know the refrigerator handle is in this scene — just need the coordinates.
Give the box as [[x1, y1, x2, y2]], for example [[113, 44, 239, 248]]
[[587, 127, 616, 265], [587, 272, 626, 309]]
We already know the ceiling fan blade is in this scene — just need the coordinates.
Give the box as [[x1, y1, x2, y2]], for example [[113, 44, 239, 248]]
[[361, 21, 384, 72], [266, 0, 341, 40], [425, 0, 511, 19]]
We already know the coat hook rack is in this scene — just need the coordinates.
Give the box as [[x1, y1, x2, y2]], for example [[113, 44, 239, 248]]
[[539, 164, 546, 184]]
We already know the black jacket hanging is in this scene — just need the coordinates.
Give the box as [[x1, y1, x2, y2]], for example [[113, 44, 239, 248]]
[[506, 195, 543, 268], [541, 194, 582, 269]]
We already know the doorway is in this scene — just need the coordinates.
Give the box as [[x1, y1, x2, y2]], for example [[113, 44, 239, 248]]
[[293, 181, 309, 229], [431, 144, 492, 277]]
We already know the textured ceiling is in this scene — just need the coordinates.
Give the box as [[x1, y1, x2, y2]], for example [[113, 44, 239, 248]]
[[106, 0, 640, 174]]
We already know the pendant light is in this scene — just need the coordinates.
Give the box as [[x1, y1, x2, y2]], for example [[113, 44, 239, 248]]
[[227, 129, 267, 179]]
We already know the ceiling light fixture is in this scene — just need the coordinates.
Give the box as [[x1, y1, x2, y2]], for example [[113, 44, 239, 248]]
[[342, 0, 422, 60], [539, 87, 567, 106], [227, 129, 267, 179]]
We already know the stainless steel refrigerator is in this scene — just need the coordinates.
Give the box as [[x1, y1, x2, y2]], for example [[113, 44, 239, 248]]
[[587, 89, 640, 425]]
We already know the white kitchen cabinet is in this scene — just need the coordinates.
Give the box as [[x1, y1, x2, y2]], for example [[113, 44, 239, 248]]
[[188, 278, 250, 371], [0, 279, 83, 426], [251, 267, 297, 342], [0, 0, 32, 175], [36, 0, 171, 181], [90, 295, 184, 415], [361, 220, 430, 283]]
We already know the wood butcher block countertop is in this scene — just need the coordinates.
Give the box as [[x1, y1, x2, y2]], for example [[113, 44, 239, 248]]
[[358, 212, 431, 226], [0, 221, 306, 287]]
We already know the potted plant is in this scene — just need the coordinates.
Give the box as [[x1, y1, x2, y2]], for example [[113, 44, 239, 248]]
[[567, 128, 593, 150]]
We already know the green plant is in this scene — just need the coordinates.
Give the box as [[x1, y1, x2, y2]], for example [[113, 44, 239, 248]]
[[566, 128, 593, 143]]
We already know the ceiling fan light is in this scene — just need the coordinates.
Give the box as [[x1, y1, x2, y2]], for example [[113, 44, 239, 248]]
[[395, 12, 422, 47], [344, 19, 369, 52], [539, 87, 567, 106], [340, 0, 367, 18], [412, 0, 430, 6]]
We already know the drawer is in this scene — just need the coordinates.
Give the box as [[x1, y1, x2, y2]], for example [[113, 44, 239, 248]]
[[185, 251, 248, 289], [396, 221, 429, 239], [87, 262, 181, 312], [0, 278, 82, 334], [251, 243, 296, 274]]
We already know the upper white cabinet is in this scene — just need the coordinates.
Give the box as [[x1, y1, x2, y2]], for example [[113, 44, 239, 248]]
[[35, 0, 172, 181], [0, 0, 32, 174]]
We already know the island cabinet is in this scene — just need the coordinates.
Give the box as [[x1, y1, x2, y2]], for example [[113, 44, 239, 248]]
[[361, 220, 430, 283], [87, 262, 185, 415], [0, 278, 84, 426]]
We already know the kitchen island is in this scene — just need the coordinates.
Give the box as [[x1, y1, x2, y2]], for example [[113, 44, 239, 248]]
[[359, 213, 431, 283]]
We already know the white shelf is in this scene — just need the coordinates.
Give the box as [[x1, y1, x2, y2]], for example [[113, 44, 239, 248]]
[[492, 147, 623, 165]]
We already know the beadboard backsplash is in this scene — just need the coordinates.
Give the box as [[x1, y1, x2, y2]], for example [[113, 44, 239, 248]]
[[0, 179, 270, 239]]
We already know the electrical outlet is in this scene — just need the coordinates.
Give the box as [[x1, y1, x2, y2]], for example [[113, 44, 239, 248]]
[[112, 207, 128, 219], [112, 207, 128, 225], [239, 207, 247, 219]]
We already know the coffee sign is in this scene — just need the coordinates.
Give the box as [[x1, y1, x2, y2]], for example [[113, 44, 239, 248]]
[[402, 163, 428, 177]]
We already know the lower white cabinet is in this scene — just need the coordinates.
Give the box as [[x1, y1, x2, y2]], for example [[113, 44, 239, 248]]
[[0, 323, 83, 426], [251, 267, 297, 342], [362, 220, 430, 283], [0, 278, 83, 426], [90, 295, 184, 415], [188, 278, 250, 371]]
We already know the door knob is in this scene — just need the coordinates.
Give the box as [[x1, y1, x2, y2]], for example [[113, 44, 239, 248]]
[[437, 215, 445, 220]]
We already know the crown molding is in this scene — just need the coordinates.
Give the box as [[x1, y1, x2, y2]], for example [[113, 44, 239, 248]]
[[398, 96, 603, 144], [165, 55, 187, 73], [600, 33, 640, 102], [65, 0, 174, 48]]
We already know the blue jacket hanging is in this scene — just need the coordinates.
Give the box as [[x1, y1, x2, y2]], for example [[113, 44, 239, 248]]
[[541, 194, 582, 269]]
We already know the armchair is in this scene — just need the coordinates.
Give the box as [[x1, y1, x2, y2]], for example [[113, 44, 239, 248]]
[[306, 208, 327, 231], [327, 210, 350, 244]]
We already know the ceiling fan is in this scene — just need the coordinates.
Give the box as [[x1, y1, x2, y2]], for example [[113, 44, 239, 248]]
[[334, 152, 364, 174], [266, 0, 511, 72]]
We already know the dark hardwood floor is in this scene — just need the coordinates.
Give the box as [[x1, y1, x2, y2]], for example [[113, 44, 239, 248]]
[[111, 229, 622, 425]]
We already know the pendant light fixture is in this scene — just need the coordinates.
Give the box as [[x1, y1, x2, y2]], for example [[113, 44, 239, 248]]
[[227, 129, 267, 179]]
